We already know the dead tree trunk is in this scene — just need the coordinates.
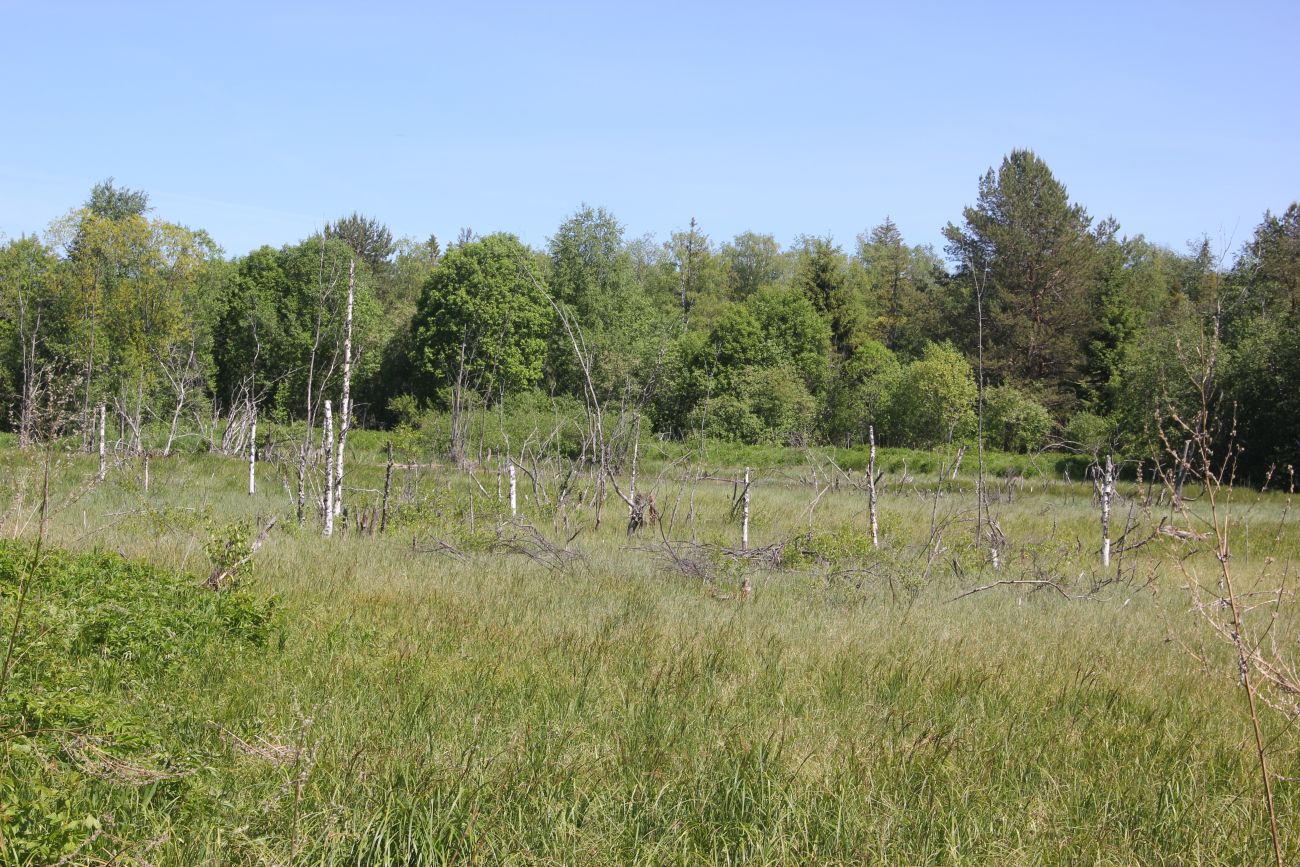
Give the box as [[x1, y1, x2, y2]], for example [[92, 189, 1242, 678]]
[[381, 440, 393, 534], [509, 462, 518, 517], [1101, 454, 1114, 568], [296, 441, 309, 526], [628, 415, 640, 522], [741, 466, 750, 550], [949, 444, 966, 482], [323, 400, 335, 537], [97, 404, 106, 481], [1174, 440, 1191, 510], [868, 426, 879, 549], [161, 346, 197, 457], [248, 415, 257, 496], [335, 258, 355, 517]]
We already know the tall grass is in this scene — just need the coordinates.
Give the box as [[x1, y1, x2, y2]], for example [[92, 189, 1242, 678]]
[[0, 442, 1296, 864]]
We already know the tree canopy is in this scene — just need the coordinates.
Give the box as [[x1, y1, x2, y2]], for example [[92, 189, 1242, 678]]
[[2, 166, 1297, 475]]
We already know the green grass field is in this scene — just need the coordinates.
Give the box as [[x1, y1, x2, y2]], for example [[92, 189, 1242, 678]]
[[1, 440, 1297, 865]]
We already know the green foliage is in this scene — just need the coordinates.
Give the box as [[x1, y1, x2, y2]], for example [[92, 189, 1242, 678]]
[[882, 342, 976, 447], [0, 236, 63, 441], [376, 389, 588, 464], [1223, 312, 1300, 479], [820, 340, 900, 446], [857, 218, 941, 356], [1242, 202, 1300, 317], [204, 520, 255, 586], [721, 231, 786, 298], [214, 237, 383, 416], [652, 289, 831, 442], [708, 303, 773, 372], [783, 525, 875, 569], [694, 365, 816, 445], [1063, 411, 1116, 456], [1112, 297, 1207, 458], [794, 236, 862, 355], [747, 285, 832, 393], [665, 218, 727, 325], [51, 205, 225, 446], [0, 542, 277, 862], [984, 385, 1052, 453], [8, 176, 1300, 486], [547, 204, 631, 331], [411, 233, 550, 401], [1082, 234, 1172, 414], [84, 177, 149, 221], [324, 212, 396, 271], [944, 149, 1100, 405], [544, 205, 667, 399]]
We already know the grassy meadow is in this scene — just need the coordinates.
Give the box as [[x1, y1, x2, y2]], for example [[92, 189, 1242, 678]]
[[1, 431, 1298, 865]]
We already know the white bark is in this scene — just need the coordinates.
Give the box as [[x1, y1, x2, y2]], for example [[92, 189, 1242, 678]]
[[296, 442, 308, 526], [868, 425, 879, 549], [97, 404, 106, 481], [323, 400, 335, 537], [335, 259, 355, 516], [248, 416, 257, 496], [161, 346, 198, 457], [509, 462, 518, 517], [741, 467, 750, 550], [1101, 454, 1114, 568]]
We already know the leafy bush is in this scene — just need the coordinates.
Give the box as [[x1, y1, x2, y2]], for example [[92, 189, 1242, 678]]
[[784, 526, 875, 568], [882, 342, 976, 447], [1063, 411, 1115, 456], [693, 365, 815, 445], [0, 543, 280, 862], [984, 386, 1052, 453], [820, 340, 900, 446]]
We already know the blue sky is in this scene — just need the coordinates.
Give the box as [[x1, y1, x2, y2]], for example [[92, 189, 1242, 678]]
[[2, 1, 1297, 260]]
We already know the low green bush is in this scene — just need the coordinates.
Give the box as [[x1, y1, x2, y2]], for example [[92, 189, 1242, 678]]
[[0, 543, 280, 863]]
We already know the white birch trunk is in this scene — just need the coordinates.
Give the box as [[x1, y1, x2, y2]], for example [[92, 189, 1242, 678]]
[[509, 462, 517, 517], [248, 416, 257, 496], [335, 259, 355, 517], [323, 400, 335, 537], [868, 425, 879, 549], [1101, 454, 1113, 568], [98, 404, 106, 481], [741, 466, 750, 550]]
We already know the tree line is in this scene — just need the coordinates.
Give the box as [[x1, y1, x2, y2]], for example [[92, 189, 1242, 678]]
[[2, 151, 1297, 477]]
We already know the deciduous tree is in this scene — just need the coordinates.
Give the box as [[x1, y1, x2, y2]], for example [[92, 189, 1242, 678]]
[[410, 233, 549, 463]]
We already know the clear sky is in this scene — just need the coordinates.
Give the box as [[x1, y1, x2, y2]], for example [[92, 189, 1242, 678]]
[[2, 0, 1297, 260]]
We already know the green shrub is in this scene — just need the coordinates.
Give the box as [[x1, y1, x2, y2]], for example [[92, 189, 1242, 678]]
[[692, 365, 816, 445], [1064, 411, 1116, 456], [820, 340, 900, 446], [882, 342, 976, 447], [0, 543, 280, 862], [984, 386, 1053, 453], [784, 526, 875, 568]]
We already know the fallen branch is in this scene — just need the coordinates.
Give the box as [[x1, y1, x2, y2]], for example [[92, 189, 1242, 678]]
[[949, 579, 1070, 602]]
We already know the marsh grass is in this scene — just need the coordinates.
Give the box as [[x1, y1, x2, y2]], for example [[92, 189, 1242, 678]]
[[1, 443, 1298, 864]]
